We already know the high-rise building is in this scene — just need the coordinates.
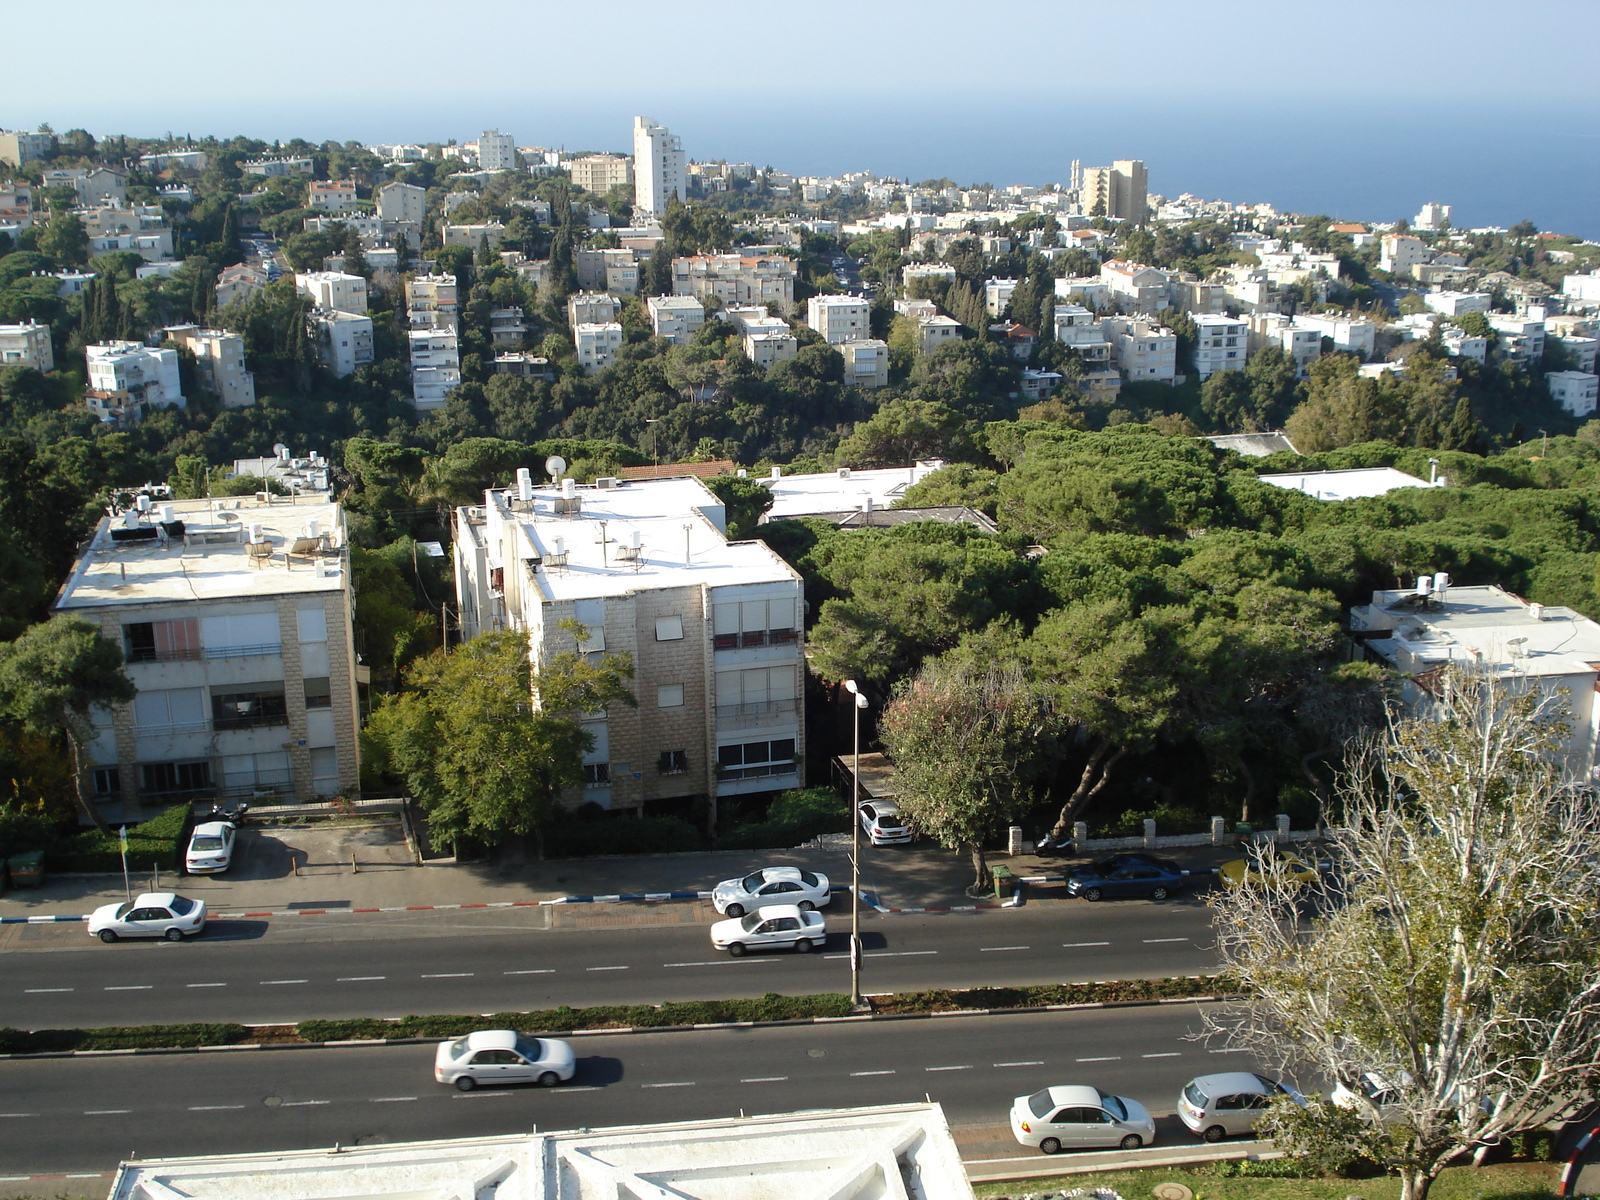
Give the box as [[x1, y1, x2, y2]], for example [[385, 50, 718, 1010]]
[[1080, 159, 1148, 222], [633, 116, 685, 218], [477, 130, 518, 172]]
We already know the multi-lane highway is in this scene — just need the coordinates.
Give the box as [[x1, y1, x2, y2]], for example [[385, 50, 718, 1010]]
[[0, 1003, 1264, 1176], [0, 899, 1219, 1027]]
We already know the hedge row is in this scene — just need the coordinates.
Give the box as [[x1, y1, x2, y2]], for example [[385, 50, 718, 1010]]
[[0, 803, 194, 875], [869, 974, 1233, 1014], [0, 1021, 250, 1055]]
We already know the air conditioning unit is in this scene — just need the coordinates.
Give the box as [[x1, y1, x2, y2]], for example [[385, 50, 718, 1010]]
[[596, 477, 620, 489]]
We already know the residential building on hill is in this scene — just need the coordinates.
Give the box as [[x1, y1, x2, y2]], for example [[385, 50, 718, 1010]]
[[477, 130, 518, 172], [408, 329, 460, 409], [840, 338, 890, 388], [575, 322, 624, 373], [569, 154, 633, 194], [1548, 370, 1599, 418], [311, 310, 373, 377], [295, 271, 367, 316], [1191, 314, 1248, 379], [672, 254, 795, 308], [306, 180, 358, 212], [647, 295, 705, 345], [0, 321, 53, 372], [163, 326, 256, 409], [86, 342, 184, 409], [807, 294, 870, 344], [633, 116, 685, 218]]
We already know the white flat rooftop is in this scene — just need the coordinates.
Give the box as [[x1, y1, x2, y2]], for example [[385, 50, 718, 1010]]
[[763, 461, 946, 521], [1358, 583, 1600, 678], [1258, 466, 1432, 501], [55, 496, 347, 611], [490, 477, 798, 601], [109, 1102, 972, 1200]]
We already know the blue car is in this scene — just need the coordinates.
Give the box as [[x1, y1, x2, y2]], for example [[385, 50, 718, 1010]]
[[1065, 854, 1186, 901]]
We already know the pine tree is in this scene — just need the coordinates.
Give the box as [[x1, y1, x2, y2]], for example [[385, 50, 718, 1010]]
[[218, 203, 241, 267]]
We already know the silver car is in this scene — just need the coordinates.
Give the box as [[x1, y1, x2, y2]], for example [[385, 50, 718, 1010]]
[[433, 1030, 575, 1091], [1178, 1071, 1303, 1142]]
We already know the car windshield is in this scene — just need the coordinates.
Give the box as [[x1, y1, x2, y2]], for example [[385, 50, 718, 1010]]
[[798, 870, 819, 887], [113, 902, 133, 919], [190, 836, 225, 851], [1092, 860, 1119, 877], [168, 896, 197, 916], [515, 1037, 543, 1060], [740, 872, 765, 891], [1027, 1090, 1055, 1120], [740, 913, 765, 932], [1102, 1094, 1128, 1120]]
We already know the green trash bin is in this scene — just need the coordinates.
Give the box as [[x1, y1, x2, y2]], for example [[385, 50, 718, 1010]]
[[7, 850, 43, 890], [991, 863, 1015, 901]]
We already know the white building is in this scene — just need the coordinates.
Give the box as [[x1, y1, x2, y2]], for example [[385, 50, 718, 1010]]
[[311, 310, 373, 377], [54, 494, 360, 820], [477, 129, 518, 172], [376, 181, 425, 226], [441, 221, 506, 249], [1549, 370, 1599, 418], [164, 326, 255, 409], [902, 262, 958, 290], [1106, 317, 1177, 382], [646, 295, 705, 345], [1293, 311, 1377, 359], [295, 271, 367, 316], [306, 180, 357, 212], [807, 294, 871, 344], [0, 130, 53, 166], [0, 321, 53, 372], [576, 247, 640, 296], [1562, 273, 1600, 309], [214, 264, 268, 310], [86, 342, 184, 409], [673, 254, 796, 307], [1248, 313, 1322, 376], [916, 314, 963, 354], [568, 292, 621, 328], [1380, 233, 1429, 276], [633, 116, 685, 218], [840, 338, 890, 388], [406, 273, 459, 331], [241, 156, 312, 177], [1414, 201, 1452, 231], [1260, 466, 1433, 501], [408, 329, 460, 410], [744, 328, 798, 366], [1424, 291, 1491, 317], [455, 475, 804, 819], [569, 154, 633, 194], [1100, 260, 1171, 312], [1052, 305, 1113, 366], [1488, 314, 1546, 363], [983, 278, 1019, 318], [763, 461, 948, 522], [574, 322, 624, 373], [1192, 314, 1249, 380]]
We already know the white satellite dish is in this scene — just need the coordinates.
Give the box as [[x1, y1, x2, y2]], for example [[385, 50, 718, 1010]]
[[272, 442, 290, 456], [545, 455, 568, 482]]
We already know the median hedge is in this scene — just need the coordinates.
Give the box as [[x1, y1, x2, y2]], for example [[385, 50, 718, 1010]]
[[870, 974, 1233, 1014], [0, 1021, 250, 1055]]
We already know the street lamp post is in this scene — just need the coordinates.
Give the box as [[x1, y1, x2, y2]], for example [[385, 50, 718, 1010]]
[[843, 679, 868, 1008], [645, 418, 659, 471]]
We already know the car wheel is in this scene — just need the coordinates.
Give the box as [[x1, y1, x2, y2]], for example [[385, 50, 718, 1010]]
[[1039, 1137, 1061, 1155], [1120, 1133, 1144, 1150], [538, 1071, 560, 1087], [725, 903, 745, 918], [98, 929, 118, 943], [454, 1075, 477, 1092], [1203, 1125, 1225, 1143], [727, 942, 747, 957], [165, 927, 186, 942], [794, 937, 813, 953], [1151, 886, 1170, 901], [797, 900, 815, 911], [1083, 887, 1102, 902]]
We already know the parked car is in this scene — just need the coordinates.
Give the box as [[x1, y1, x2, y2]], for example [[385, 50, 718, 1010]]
[[711, 866, 832, 917], [87, 893, 207, 943], [1330, 1071, 1409, 1122], [185, 820, 237, 874], [710, 904, 826, 956], [860, 800, 912, 845], [433, 1029, 575, 1091], [1178, 1071, 1304, 1142], [1065, 854, 1186, 901], [1218, 850, 1318, 889], [1009, 1084, 1155, 1153]]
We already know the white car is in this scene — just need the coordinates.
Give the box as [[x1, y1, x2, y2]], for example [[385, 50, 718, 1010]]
[[710, 904, 827, 956], [1010, 1084, 1155, 1153], [185, 820, 237, 874], [711, 866, 832, 917], [433, 1030, 576, 1091], [1330, 1071, 1408, 1121], [860, 800, 912, 845], [87, 893, 207, 943]]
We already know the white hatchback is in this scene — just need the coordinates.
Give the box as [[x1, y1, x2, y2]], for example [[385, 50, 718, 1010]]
[[710, 903, 827, 956], [860, 800, 912, 845], [185, 821, 237, 874], [711, 866, 832, 917], [433, 1030, 576, 1091], [87, 893, 207, 943]]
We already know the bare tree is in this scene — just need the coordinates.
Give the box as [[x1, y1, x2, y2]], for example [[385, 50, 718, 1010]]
[[1206, 668, 1600, 1200]]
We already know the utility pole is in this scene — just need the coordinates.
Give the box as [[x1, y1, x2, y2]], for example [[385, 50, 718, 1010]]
[[843, 679, 868, 1008]]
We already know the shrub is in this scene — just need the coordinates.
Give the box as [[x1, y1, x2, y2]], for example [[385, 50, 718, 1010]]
[[713, 787, 849, 850], [46, 803, 191, 874]]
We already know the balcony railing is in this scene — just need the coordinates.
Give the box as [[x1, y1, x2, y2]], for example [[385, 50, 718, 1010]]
[[715, 698, 798, 729]]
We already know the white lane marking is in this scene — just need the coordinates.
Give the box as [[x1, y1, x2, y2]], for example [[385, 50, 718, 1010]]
[[187, 982, 226, 988], [1062, 941, 1111, 948], [821, 950, 938, 960], [1143, 938, 1189, 943], [339, 976, 386, 982], [1209, 1047, 1249, 1054], [979, 946, 1029, 952], [421, 973, 473, 979], [0, 1114, 37, 1119], [850, 1070, 895, 1077], [24, 988, 73, 993], [641, 1081, 695, 1088], [1142, 1052, 1182, 1058], [371, 1097, 416, 1103], [282, 1100, 330, 1107], [926, 1065, 973, 1072], [260, 979, 309, 985], [586, 966, 628, 972], [105, 985, 153, 991], [452, 1091, 512, 1099], [741, 1076, 788, 1083], [503, 969, 554, 975], [994, 1061, 1044, 1068], [1077, 1056, 1120, 1062], [188, 1105, 246, 1111], [84, 1109, 132, 1115], [551, 1086, 602, 1093], [664, 959, 779, 968]]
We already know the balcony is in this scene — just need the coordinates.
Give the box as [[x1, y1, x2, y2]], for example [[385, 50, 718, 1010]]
[[715, 698, 799, 731]]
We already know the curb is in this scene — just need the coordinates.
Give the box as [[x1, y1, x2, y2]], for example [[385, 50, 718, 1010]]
[[964, 1140, 1279, 1184], [0, 994, 1226, 1061]]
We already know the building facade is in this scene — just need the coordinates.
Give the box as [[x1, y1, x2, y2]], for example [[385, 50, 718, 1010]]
[[311, 310, 373, 377], [296, 271, 368, 316], [574, 322, 624, 374], [164, 326, 256, 408], [0, 321, 53, 372], [632, 116, 685, 218], [86, 342, 184, 409], [1549, 370, 1599, 418], [568, 292, 621, 328], [1192, 314, 1249, 380], [672, 255, 796, 307], [647, 295, 705, 345], [408, 329, 460, 409], [477, 130, 518, 172], [569, 154, 634, 194], [807, 294, 870, 344], [840, 338, 890, 388]]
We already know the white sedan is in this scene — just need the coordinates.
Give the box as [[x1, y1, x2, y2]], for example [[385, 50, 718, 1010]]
[[711, 866, 832, 917], [1010, 1084, 1155, 1153], [710, 904, 827, 956], [185, 820, 237, 874], [87, 893, 207, 943], [433, 1030, 576, 1091]]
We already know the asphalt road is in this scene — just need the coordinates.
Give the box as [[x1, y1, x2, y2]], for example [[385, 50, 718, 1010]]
[[0, 899, 1219, 1027], [0, 1003, 1269, 1177]]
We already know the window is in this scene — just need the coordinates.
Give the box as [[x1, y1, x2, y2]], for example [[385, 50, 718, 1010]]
[[123, 618, 201, 663], [296, 607, 328, 643], [654, 616, 683, 641], [93, 767, 121, 796], [658, 749, 688, 775], [717, 738, 797, 780], [134, 687, 206, 734], [573, 598, 606, 651], [657, 684, 684, 708], [303, 677, 332, 708], [141, 759, 213, 795], [211, 688, 288, 730], [581, 763, 610, 787], [712, 596, 798, 651]]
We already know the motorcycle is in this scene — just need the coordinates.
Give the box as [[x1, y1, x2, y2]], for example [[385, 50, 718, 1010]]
[[1033, 831, 1073, 856], [205, 801, 250, 827]]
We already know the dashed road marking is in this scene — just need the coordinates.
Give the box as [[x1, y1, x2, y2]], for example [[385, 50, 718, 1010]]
[[641, 1081, 695, 1088], [84, 1110, 131, 1115], [1062, 941, 1111, 948], [586, 966, 628, 972], [1143, 938, 1189, 944], [741, 1076, 788, 1083], [503, 969, 554, 975], [979, 946, 1029, 952], [421, 973, 473, 979], [188, 1105, 245, 1111], [1142, 1052, 1181, 1058], [1077, 1056, 1120, 1062], [994, 1061, 1044, 1067], [105, 985, 152, 991], [24, 988, 72, 993], [850, 1070, 895, 1077], [371, 1097, 416, 1103], [926, 1065, 973, 1072], [338, 976, 386, 982], [282, 1100, 330, 1107], [259, 979, 309, 986], [187, 982, 226, 988]]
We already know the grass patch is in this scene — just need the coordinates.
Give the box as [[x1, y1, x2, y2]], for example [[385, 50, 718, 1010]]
[[972, 1160, 1559, 1200]]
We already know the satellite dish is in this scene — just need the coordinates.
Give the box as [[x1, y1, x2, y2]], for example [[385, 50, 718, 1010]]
[[272, 442, 290, 456], [545, 455, 568, 481]]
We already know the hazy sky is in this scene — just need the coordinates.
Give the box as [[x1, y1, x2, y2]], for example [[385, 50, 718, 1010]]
[[9, 0, 1599, 232]]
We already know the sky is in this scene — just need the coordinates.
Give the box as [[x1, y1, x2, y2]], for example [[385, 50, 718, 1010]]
[[9, 0, 1600, 236]]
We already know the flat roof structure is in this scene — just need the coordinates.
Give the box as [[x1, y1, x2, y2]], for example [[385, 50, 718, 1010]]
[[1258, 466, 1432, 501], [1208, 432, 1298, 458], [762, 461, 947, 522], [109, 1102, 971, 1200]]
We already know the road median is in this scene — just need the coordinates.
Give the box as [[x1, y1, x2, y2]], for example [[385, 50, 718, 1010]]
[[0, 974, 1233, 1057]]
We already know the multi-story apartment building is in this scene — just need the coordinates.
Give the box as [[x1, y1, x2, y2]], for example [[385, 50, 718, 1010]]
[[408, 328, 460, 409], [311, 310, 374, 377], [441, 222, 506, 249], [983, 279, 1018, 319], [1192, 314, 1249, 379], [86, 342, 184, 409], [1247, 313, 1322, 376], [743, 328, 798, 367], [1548, 371, 1599, 418], [307, 181, 358, 212], [54, 494, 361, 820], [806, 295, 870, 344], [568, 292, 622, 328], [840, 339, 890, 388], [453, 475, 803, 823], [477, 130, 518, 173], [1099, 261, 1171, 312], [1488, 315, 1546, 364], [647, 295, 705, 345], [1380, 233, 1429, 276], [901, 263, 958, 291], [672, 255, 796, 308], [1079, 159, 1147, 222], [489, 308, 527, 347], [0, 130, 52, 166], [139, 150, 209, 173], [214, 264, 269, 310], [241, 157, 314, 178], [576, 248, 640, 296], [1424, 291, 1491, 317], [0, 321, 53, 372], [569, 155, 634, 195], [1292, 312, 1377, 359], [164, 326, 256, 408], [916, 314, 963, 354], [633, 117, 685, 218], [1106, 318, 1177, 383], [377, 181, 425, 226], [406, 274, 460, 331], [296, 271, 368, 316], [1051, 305, 1112, 366], [574, 323, 624, 374]]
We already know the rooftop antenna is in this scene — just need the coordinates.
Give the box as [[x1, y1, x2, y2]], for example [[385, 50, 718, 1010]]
[[545, 455, 567, 485]]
